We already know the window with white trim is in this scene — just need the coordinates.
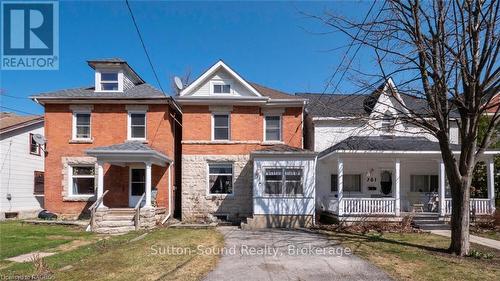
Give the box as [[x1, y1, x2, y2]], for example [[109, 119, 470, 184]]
[[212, 83, 231, 94], [128, 112, 146, 139], [264, 168, 303, 196], [70, 165, 95, 196], [73, 112, 91, 140], [410, 175, 438, 192], [208, 163, 233, 194], [264, 116, 281, 141], [100, 72, 119, 91], [213, 114, 230, 140], [29, 133, 40, 155]]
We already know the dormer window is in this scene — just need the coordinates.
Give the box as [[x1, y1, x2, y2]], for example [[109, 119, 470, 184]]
[[100, 72, 119, 91]]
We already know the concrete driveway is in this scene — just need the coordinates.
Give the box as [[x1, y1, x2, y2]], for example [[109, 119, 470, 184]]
[[203, 227, 392, 281]]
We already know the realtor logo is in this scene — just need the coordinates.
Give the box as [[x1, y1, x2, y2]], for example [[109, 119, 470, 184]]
[[1, 1, 59, 70]]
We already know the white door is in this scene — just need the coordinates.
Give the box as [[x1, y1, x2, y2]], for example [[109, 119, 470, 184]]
[[129, 168, 146, 207]]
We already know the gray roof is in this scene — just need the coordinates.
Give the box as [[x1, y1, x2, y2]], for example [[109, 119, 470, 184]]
[[87, 58, 126, 63], [32, 83, 167, 99], [252, 144, 317, 155], [86, 141, 172, 163], [296, 93, 431, 118], [318, 136, 461, 158]]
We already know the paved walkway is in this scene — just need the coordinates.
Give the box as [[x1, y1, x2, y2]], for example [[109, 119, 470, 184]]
[[203, 227, 392, 281], [430, 230, 500, 250]]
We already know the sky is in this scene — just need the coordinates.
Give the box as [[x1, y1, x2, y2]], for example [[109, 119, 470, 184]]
[[1, 0, 381, 115]]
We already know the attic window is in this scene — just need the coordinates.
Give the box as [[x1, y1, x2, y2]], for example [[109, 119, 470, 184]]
[[381, 110, 395, 133], [212, 81, 231, 94], [100, 72, 119, 91]]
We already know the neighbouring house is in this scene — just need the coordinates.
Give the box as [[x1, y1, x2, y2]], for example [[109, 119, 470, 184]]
[[176, 60, 317, 228], [298, 79, 498, 223], [0, 112, 45, 219], [485, 93, 499, 116], [31, 58, 182, 233]]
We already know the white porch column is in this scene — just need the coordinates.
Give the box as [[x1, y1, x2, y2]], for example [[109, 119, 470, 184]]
[[487, 158, 496, 214], [395, 159, 401, 216], [145, 162, 152, 207], [439, 160, 446, 216], [97, 161, 105, 208], [338, 158, 344, 216]]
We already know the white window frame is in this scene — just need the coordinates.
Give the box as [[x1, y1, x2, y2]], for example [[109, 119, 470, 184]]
[[95, 70, 124, 92], [343, 174, 362, 193], [263, 167, 304, 197], [210, 80, 233, 95], [207, 163, 234, 196], [410, 174, 439, 193], [127, 111, 147, 141], [68, 164, 96, 198], [381, 110, 395, 134], [211, 112, 231, 141], [263, 115, 282, 142], [72, 111, 92, 141]]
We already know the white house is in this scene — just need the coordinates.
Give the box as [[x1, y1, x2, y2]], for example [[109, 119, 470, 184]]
[[298, 79, 498, 221], [0, 112, 45, 219]]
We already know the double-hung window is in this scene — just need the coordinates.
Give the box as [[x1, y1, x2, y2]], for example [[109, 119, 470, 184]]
[[128, 112, 146, 140], [73, 112, 91, 140], [264, 116, 281, 141], [208, 163, 233, 195], [100, 72, 119, 91], [264, 168, 303, 196], [410, 175, 438, 192], [213, 114, 230, 140], [70, 166, 95, 196]]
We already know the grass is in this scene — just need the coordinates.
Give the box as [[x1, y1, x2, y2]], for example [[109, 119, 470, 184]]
[[0, 221, 94, 260], [0, 222, 224, 281], [323, 231, 500, 281]]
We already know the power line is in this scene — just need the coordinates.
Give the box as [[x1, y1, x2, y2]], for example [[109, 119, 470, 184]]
[[125, 0, 166, 95], [0, 105, 40, 116]]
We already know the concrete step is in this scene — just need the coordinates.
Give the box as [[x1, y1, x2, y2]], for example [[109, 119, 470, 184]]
[[103, 215, 135, 221], [97, 220, 135, 227], [414, 220, 444, 225], [94, 225, 136, 234], [417, 224, 450, 230]]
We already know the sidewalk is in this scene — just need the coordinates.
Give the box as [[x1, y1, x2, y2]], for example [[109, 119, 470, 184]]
[[430, 230, 500, 250]]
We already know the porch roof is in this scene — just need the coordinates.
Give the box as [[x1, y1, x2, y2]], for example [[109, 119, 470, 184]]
[[86, 141, 172, 166], [319, 136, 461, 159], [251, 144, 317, 157]]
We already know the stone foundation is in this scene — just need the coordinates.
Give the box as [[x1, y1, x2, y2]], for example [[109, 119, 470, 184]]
[[242, 215, 314, 229], [181, 155, 253, 223]]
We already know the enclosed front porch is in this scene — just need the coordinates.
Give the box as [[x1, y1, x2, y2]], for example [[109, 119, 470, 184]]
[[317, 152, 496, 219]]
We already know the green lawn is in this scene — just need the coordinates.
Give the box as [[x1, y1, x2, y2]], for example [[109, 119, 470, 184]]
[[322, 231, 500, 281], [0, 221, 224, 281], [0, 221, 94, 260]]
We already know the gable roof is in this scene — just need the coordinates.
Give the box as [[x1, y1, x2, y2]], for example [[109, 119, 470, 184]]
[[0, 112, 44, 134], [180, 60, 262, 97]]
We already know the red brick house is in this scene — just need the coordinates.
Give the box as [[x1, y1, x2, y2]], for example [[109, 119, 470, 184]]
[[32, 59, 181, 233], [176, 61, 317, 228]]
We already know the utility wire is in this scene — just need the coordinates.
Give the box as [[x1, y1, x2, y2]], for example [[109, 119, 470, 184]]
[[125, 0, 166, 95]]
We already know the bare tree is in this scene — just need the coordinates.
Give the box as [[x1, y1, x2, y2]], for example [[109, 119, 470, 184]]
[[307, 0, 499, 256]]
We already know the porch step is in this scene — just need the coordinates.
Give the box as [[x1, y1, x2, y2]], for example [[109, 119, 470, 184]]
[[103, 215, 135, 221], [412, 214, 449, 231], [97, 220, 135, 227], [94, 225, 136, 234]]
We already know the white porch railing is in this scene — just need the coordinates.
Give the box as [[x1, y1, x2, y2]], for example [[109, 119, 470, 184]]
[[444, 198, 493, 215], [340, 198, 396, 215]]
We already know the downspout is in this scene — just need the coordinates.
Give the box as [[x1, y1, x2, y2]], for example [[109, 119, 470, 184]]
[[162, 163, 172, 224], [312, 155, 318, 226]]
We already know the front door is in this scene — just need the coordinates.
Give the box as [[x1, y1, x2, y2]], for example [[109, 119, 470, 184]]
[[129, 168, 146, 207]]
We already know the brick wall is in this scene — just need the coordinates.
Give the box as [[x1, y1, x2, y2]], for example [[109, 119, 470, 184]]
[[182, 105, 303, 155], [44, 103, 175, 217]]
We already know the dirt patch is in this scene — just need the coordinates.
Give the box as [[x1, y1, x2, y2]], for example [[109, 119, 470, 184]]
[[55, 239, 97, 252]]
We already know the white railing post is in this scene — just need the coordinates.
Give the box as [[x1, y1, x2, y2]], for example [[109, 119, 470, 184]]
[[439, 160, 446, 216], [97, 161, 105, 208], [338, 158, 344, 216], [145, 161, 152, 207], [395, 159, 401, 216], [487, 158, 496, 214]]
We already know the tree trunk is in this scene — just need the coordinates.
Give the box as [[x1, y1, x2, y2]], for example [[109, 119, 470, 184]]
[[449, 179, 471, 256]]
